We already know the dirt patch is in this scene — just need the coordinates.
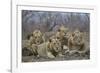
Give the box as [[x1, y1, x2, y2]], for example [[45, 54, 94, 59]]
[[22, 51, 90, 62]]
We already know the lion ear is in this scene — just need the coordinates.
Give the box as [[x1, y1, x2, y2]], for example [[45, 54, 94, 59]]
[[72, 33, 75, 37], [27, 33, 33, 40], [58, 29, 61, 32], [49, 38, 52, 42], [27, 35, 30, 40], [57, 36, 60, 39]]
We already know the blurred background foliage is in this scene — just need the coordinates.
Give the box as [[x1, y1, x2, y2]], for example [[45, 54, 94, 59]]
[[22, 10, 90, 40]]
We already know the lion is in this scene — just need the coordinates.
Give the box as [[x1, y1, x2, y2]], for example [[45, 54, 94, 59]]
[[22, 30, 45, 56], [34, 38, 63, 59], [32, 30, 45, 45], [22, 34, 34, 52], [56, 26, 68, 39], [54, 26, 70, 53], [22, 39, 33, 56], [29, 44, 39, 57], [22, 34, 36, 56], [68, 29, 88, 55], [56, 26, 69, 43]]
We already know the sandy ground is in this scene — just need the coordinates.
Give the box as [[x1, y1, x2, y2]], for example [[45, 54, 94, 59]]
[[22, 51, 90, 62]]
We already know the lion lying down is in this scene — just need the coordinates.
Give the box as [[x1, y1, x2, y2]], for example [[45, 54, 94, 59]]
[[30, 38, 64, 59], [22, 28, 89, 59], [68, 29, 89, 55]]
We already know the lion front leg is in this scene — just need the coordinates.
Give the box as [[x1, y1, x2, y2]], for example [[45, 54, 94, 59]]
[[69, 50, 78, 55], [47, 52, 55, 59], [58, 53, 64, 57]]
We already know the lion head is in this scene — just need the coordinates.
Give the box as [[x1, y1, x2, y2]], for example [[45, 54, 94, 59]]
[[55, 26, 70, 47], [56, 26, 69, 39], [68, 29, 85, 51], [32, 30, 45, 45], [47, 38, 62, 53], [72, 29, 84, 45]]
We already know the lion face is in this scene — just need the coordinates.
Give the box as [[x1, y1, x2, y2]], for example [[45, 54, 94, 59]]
[[48, 38, 62, 53], [72, 29, 83, 45], [68, 29, 84, 50], [73, 34, 82, 45], [33, 30, 44, 45], [56, 26, 68, 39]]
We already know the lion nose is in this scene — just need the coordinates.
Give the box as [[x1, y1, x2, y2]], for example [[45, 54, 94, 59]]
[[57, 48, 59, 50]]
